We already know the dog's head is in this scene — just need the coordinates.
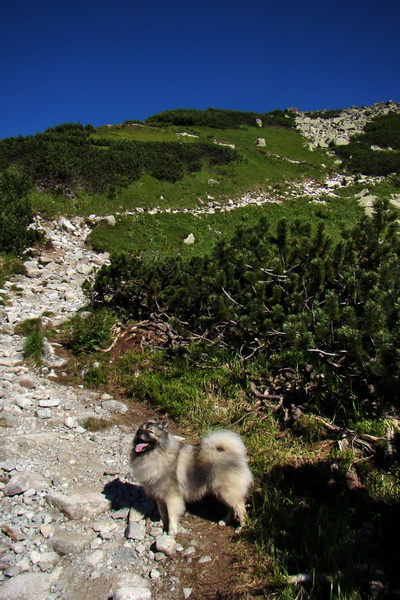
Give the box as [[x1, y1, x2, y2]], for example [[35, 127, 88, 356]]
[[132, 419, 169, 455]]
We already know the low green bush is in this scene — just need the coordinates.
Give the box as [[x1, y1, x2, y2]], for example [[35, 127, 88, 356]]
[[0, 124, 240, 195], [145, 107, 295, 129], [20, 318, 46, 363], [334, 112, 400, 176], [23, 329, 46, 363], [90, 199, 400, 419], [0, 166, 40, 253], [70, 308, 115, 354]]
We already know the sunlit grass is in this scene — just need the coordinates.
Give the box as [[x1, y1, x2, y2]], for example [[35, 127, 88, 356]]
[[87, 195, 363, 256]]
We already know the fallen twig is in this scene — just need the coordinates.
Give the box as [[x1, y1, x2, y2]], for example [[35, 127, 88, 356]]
[[287, 572, 331, 585], [230, 405, 265, 426], [249, 382, 284, 410]]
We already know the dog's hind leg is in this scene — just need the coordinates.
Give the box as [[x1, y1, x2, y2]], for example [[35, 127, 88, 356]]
[[219, 493, 248, 529], [165, 495, 185, 536]]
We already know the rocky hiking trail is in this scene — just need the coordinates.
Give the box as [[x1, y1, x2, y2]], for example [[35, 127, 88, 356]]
[[0, 217, 247, 600]]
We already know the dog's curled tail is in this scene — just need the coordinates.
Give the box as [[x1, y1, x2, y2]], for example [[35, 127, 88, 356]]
[[201, 429, 248, 457]]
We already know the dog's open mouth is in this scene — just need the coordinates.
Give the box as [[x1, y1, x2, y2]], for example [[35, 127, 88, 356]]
[[134, 442, 150, 453]]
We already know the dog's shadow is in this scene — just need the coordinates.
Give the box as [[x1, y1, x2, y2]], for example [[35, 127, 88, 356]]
[[102, 478, 157, 518], [103, 479, 233, 526], [186, 494, 233, 525]]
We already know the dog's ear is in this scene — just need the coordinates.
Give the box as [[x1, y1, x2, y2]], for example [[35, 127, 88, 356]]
[[160, 420, 169, 432]]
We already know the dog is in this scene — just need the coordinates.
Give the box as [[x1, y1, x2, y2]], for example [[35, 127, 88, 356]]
[[130, 419, 253, 536]]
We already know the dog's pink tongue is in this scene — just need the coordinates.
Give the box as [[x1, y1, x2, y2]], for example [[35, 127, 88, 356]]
[[135, 443, 149, 453]]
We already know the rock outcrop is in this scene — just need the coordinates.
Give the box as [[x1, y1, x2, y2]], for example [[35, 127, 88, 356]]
[[294, 100, 400, 149]]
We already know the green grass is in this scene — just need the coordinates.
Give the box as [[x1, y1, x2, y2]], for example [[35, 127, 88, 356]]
[[15, 317, 60, 364], [29, 122, 358, 263], [22, 328, 46, 363], [95, 124, 334, 209], [88, 195, 363, 257], [26, 122, 336, 219], [69, 308, 115, 354], [117, 349, 245, 426], [82, 417, 112, 431], [0, 254, 26, 290]]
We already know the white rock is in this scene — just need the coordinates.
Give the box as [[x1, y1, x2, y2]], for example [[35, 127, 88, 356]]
[[13, 394, 32, 409], [40, 523, 54, 539], [58, 217, 75, 232], [47, 490, 111, 519], [29, 550, 42, 564], [183, 233, 195, 245], [76, 263, 93, 275], [41, 338, 68, 368], [37, 551, 60, 571], [0, 571, 57, 600], [35, 408, 52, 419], [38, 397, 61, 408], [102, 399, 128, 414], [64, 416, 78, 428], [50, 530, 92, 555], [4, 471, 49, 496], [113, 587, 152, 600], [150, 569, 160, 579], [86, 549, 104, 566], [155, 534, 177, 556], [128, 507, 145, 523], [198, 555, 212, 563], [125, 521, 146, 541]]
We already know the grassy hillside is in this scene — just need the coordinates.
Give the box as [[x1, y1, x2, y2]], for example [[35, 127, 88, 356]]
[[88, 195, 362, 257], [2, 106, 400, 600]]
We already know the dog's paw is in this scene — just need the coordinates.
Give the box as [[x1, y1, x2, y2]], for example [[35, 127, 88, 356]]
[[167, 526, 178, 537], [218, 520, 227, 527]]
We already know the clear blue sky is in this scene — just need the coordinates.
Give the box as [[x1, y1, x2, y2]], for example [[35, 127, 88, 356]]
[[1, 0, 399, 139]]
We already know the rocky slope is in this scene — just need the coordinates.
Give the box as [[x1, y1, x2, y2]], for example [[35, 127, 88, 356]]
[[0, 218, 229, 600], [294, 100, 400, 149]]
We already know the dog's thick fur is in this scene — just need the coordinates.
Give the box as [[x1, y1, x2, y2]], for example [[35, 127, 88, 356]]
[[130, 419, 253, 536]]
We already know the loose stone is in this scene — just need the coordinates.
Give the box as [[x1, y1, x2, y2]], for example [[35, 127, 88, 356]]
[[112, 587, 152, 600], [198, 555, 212, 564], [4, 472, 49, 496], [155, 534, 177, 556], [125, 521, 146, 541]]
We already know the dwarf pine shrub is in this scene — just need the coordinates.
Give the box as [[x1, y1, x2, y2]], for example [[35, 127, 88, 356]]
[[0, 166, 39, 253], [90, 198, 400, 418]]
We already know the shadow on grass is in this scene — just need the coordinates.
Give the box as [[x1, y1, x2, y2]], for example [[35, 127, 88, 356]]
[[247, 458, 400, 599]]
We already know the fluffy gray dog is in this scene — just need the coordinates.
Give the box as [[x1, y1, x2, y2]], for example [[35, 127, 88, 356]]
[[130, 419, 253, 536]]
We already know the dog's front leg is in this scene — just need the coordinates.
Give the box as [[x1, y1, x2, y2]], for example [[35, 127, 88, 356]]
[[156, 500, 169, 531], [165, 496, 185, 536]]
